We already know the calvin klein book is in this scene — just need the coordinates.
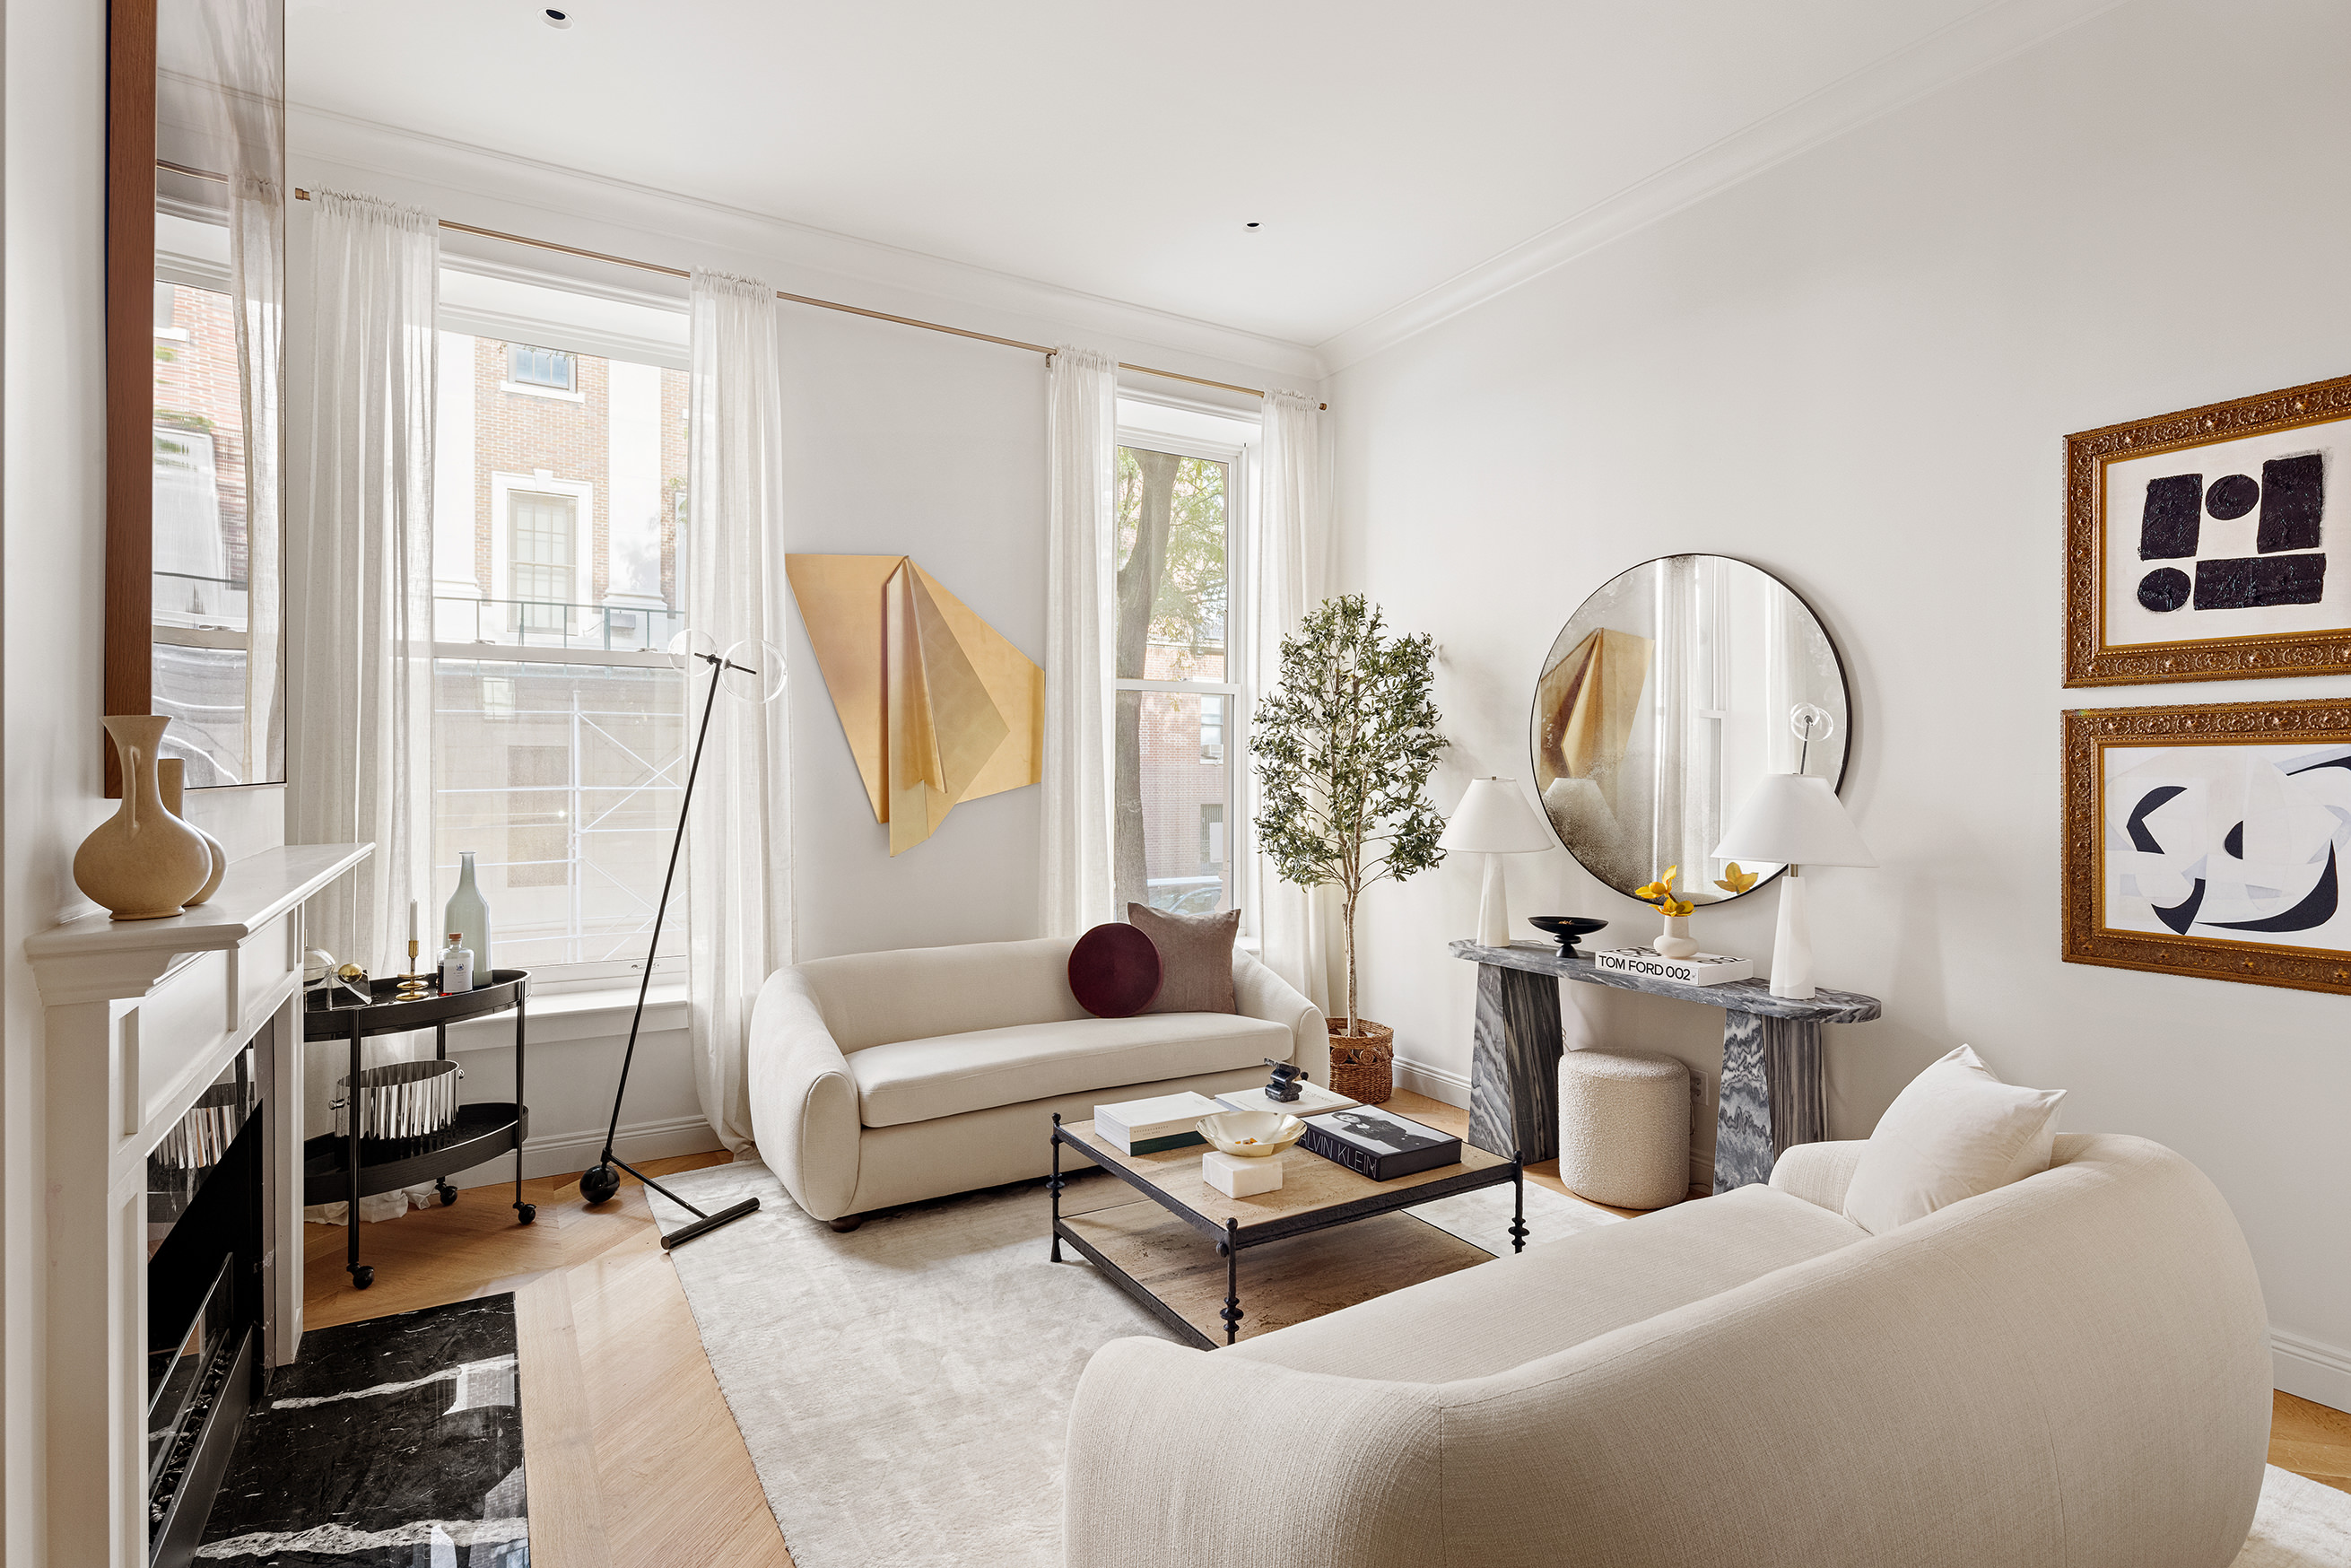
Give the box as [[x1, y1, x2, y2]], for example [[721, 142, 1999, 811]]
[[1299, 1108, 1461, 1181]]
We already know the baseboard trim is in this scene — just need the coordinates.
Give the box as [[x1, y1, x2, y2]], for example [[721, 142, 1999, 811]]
[[2274, 1328, 2351, 1413], [444, 1112, 722, 1188], [1393, 1054, 1470, 1108]]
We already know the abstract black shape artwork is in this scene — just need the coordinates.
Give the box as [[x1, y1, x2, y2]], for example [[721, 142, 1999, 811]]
[[2258, 453, 2325, 553], [2151, 879, 2206, 935], [2138, 568, 2192, 612], [2224, 820, 2244, 858], [2138, 474, 2203, 560], [2126, 785, 2185, 853], [2206, 473, 2260, 520], [2194, 553, 2327, 610], [2207, 844, 2339, 934], [2068, 379, 2351, 688]]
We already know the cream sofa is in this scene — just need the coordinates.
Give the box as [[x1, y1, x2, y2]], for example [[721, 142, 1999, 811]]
[[747, 936, 1324, 1227], [1065, 1133, 2272, 1567]]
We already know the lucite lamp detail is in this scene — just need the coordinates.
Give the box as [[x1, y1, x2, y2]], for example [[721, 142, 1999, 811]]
[[1439, 777, 1554, 947], [1712, 773, 1875, 999]]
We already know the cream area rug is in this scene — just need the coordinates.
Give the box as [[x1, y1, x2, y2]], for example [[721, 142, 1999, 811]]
[[644, 1158, 1611, 1568], [2236, 1467, 2351, 1566]]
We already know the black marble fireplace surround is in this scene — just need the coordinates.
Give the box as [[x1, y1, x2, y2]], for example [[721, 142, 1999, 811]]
[[148, 1049, 264, 1565], [196, 1295, 528, 1566]]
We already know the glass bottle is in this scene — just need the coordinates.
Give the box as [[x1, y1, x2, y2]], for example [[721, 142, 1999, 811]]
[[443, 849, 492, 980]]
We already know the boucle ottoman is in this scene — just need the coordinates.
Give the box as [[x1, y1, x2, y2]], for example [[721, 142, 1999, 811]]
[[1556, 1049, 1690, 1209]]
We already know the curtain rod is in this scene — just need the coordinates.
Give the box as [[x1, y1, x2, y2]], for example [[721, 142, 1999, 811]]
[[157, 161, 1320, 407]]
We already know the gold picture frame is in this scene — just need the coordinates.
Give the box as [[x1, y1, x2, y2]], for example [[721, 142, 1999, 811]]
[[2063, 698, 2351, 996], [2064, 372, 2351, 686]]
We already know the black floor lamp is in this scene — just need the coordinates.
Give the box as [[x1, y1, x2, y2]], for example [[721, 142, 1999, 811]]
[[578, 638, 772, 1249]]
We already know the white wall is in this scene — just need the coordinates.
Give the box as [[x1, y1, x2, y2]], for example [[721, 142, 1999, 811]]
[[1331, 0, 2351, 1405], [3, 0, 111, 1548], [283, 117, 1310, 1176]]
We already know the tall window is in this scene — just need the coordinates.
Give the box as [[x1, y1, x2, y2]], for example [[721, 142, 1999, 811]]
[[1111, 411, 1253, 919], [508, 492, 577, 630], [434, 321, 691, 979]]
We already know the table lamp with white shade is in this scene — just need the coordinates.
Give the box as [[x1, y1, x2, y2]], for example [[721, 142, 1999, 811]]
[[1712, 773, 1875, 999], [1440, 777, 1554, 947]]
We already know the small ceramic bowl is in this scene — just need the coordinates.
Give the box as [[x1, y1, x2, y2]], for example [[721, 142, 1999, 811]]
[[1197, 1111, 1307, 1158], [1528, 915, 1608, 951]]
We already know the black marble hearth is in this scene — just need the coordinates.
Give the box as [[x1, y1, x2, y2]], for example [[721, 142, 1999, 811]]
[[196, 1295, 527, 1565]]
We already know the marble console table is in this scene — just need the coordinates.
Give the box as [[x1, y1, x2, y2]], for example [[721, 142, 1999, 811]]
[[1449, 939, 1881, 1192]]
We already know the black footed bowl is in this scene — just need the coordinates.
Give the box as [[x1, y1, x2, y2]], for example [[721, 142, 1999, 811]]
[[1528, 916, 1608, 951]]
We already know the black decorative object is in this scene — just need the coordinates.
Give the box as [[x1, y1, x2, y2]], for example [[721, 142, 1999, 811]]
[[1262, 1058, 1305, 1102], [577, 646, 761, 1250], [1526, 915, 1607, 952], [302, 968, 536, 1290]]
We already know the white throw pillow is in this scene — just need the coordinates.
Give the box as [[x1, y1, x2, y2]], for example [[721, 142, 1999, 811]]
[[1842, 1045, 2065, 1235]]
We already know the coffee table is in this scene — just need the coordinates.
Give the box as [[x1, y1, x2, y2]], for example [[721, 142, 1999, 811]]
[[1049, 1113, 1525, 1348]]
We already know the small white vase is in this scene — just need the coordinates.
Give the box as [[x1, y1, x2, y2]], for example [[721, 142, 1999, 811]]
[[1652, 913, 1699, 960]]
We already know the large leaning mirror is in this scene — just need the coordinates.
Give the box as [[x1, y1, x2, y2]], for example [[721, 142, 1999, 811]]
[[109, 0, 287, 790], [1530, 554, 1850, 904]]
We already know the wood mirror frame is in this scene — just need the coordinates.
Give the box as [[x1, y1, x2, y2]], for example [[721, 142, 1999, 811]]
[[105, 0, 287, 797]]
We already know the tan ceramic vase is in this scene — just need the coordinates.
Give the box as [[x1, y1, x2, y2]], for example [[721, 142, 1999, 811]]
[[157, 757, 227, 906], [74, 717, 213, 920]]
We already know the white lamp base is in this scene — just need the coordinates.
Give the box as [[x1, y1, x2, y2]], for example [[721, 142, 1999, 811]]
[[1769, 866, 1815, 999], [1476, 853, 1511, 947]]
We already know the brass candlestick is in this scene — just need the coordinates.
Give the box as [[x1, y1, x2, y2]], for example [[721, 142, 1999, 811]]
[[395, 938, 433, 1000]]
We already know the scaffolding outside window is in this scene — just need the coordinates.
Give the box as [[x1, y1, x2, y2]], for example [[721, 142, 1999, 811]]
[[434, 316, 691, 980]]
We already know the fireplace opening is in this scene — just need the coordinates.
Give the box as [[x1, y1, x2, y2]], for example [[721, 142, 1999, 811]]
[[145, 1044, 262, 1565]]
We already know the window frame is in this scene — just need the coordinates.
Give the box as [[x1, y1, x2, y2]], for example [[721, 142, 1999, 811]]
[[440, 318, 685, 991], [503, 342, 583, 399], [1110, 418, 1255, 934]]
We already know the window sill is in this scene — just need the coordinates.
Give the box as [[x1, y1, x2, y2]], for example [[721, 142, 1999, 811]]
[[440, 980, 686, 1052]]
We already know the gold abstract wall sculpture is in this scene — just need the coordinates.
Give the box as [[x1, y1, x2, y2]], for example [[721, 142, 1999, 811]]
[[787, 554, 1044, 855]]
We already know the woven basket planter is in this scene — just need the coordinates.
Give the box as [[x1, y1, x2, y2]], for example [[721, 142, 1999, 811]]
[[1328, 1020, 1396, 1104]]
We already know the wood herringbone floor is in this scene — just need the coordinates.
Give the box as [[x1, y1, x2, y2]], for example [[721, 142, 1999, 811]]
[[300, 1092, 2350, 1568]]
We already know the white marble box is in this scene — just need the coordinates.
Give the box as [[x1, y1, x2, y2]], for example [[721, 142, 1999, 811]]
[[1201, 1149, 1284, 1198]]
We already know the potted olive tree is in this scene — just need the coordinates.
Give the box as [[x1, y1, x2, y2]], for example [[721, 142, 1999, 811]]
[[1251, 595, 1445, 1102]]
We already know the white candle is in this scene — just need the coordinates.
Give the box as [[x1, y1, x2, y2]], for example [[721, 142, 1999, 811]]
[[409, 898, 418, 945]]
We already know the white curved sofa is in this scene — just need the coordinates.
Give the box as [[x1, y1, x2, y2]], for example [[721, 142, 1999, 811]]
[[747, 936, 1324, 1226], [1065, 1133, 2272, 1567]]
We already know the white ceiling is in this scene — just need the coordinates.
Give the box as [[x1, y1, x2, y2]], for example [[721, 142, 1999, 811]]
[[287, 0, 2038, 352]]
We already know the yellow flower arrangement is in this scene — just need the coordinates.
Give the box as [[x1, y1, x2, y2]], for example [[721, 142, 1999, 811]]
[[1713, 862, 1760, 895], [1633, 865, 1694, 917]]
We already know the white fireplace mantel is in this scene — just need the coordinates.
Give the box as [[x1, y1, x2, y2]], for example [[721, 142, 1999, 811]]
[[29, 841, 370, 1568]]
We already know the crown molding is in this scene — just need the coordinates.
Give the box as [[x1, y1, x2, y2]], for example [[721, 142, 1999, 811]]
[[288, 104, 1328, 388], [1316, 0, 2129, 372]]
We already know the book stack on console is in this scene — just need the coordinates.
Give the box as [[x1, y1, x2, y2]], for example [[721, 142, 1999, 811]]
[[1591, 948, 1755, 986], [1299, 1107, 1462, 1181], [1093, 1091, 1221, 1154]]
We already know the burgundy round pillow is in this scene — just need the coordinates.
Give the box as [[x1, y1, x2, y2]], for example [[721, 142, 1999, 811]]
[[1068, 923, 1163, 1018]]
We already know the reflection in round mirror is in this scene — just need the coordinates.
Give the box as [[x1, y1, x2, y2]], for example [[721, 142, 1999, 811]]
[[1529, 554, 1849, 905]]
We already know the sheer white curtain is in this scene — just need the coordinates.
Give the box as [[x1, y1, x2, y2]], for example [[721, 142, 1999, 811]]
[[288, 192, 437, 1200], [684, 269, 790, 1154], [1253, 388, 1339, 1017], [1040, 345, 1119, 936]]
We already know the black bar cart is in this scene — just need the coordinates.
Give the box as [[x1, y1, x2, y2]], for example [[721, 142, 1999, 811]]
[[301, 969, 533, 1289]]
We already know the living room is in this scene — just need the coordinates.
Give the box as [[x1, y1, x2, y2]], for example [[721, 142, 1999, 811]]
[[6, 0, 2350, 1564]]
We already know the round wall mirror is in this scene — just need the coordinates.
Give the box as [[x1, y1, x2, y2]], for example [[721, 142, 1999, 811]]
[[1529, 554, 1850, 905]]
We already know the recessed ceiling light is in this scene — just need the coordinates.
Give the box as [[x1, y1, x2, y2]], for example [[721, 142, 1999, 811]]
[[1245, 222, 1261, 229], [544, 7, 572, 27]]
